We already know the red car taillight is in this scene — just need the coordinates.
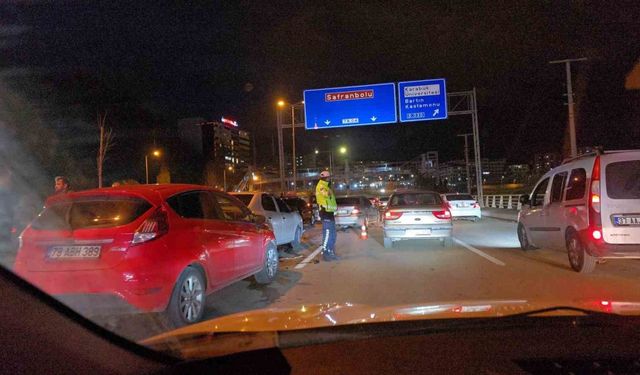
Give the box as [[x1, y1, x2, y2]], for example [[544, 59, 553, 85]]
[[351, 207, 360, 215], [132, 208, 169, 245], [384, 211, 403, 220], [589, 156, 602, 240], [472, 202, 480, 208]]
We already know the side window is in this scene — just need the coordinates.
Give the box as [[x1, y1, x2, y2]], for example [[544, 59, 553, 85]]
[[213, 194, 252, 222], [550, 172, 568, 203], [531, 178, 550, 207], [565, 168, 587, 200], [275, 198, 291, 213], [167, 191, 218, 219], [261, 194, 277, 212]]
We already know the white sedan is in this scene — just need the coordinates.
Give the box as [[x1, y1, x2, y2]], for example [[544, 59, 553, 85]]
[[231, 192, 304, 247], [441, 193, 481, 221]]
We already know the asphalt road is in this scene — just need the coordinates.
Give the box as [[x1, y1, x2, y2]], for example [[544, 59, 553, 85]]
[[5, 218, 640, 342]]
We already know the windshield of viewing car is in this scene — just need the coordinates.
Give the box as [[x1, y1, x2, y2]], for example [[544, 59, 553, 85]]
[[1, 1, 639, 362]]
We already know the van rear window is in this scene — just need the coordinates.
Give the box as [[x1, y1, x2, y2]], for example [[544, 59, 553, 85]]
[[32, 197, 151, 230], [606, 161, 640, 199]]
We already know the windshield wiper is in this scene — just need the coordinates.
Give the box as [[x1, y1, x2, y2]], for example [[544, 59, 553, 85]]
[[505, 305, 613, 318]]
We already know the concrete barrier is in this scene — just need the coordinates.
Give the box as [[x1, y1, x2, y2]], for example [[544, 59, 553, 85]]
[[482, 208, 518, 222]]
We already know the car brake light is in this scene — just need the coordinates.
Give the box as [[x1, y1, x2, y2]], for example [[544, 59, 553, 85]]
[[592, 230, 602, 240], [433, 210, 452, 220], [132, 208, 169, 245], [384, 211, 403, 220], [589, 156, 602, 233]]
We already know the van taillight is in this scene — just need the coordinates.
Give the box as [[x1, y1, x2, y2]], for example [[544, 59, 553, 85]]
[[132, 208, 169, 245], [589, 156, 602, 233], [592, 230, 602, 240]]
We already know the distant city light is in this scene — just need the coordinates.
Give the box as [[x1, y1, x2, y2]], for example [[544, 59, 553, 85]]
[[221, 116, 238, 127]]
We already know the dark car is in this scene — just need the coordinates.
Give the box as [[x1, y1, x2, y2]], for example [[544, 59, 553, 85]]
[[283, 197, 316, 225]]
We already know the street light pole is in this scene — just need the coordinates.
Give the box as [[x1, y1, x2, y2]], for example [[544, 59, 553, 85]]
[[276, 102, 285, 192], [329, 152, 333, 177], [145, 155, 149, 184], [145, 149, 161, 185], [457, 133, 473, 194], [549, 57, 587, 158]]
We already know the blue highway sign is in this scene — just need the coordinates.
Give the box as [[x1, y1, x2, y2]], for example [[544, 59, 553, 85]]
[[398, 79, 447, 122], [303, 83, 397, 130]]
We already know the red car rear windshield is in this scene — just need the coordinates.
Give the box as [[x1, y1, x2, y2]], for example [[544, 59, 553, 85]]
[[233, 194, 254, 206], [31, 197, 152, 230]]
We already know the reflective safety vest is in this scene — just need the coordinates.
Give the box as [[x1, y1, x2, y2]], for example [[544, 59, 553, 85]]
[[315, 179, 337, 212]]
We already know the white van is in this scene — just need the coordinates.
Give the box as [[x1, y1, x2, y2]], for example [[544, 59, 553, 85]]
[[518, 150, 640, 273]]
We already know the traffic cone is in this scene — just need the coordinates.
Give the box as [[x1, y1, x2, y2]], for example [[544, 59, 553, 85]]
[[360, 225, 368, 239]]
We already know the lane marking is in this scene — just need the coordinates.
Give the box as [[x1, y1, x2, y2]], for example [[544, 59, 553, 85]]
[[294, 246, 324, 269], [453, 238, 506, 266]]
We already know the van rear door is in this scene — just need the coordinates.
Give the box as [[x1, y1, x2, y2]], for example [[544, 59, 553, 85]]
[[601, 152, 640, 244]]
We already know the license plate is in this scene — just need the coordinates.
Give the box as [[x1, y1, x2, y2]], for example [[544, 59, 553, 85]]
[[613, 215, 640, 226], [48, 245, 101, 259], [407, 229, 431, 236]]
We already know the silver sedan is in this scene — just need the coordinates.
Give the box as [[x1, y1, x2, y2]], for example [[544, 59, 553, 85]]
[[382, 191, 453, 248]]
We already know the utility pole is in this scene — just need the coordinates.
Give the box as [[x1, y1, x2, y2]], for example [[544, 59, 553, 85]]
[[291, 104, 297, 192], [457, 133, 473, 194], [549, 57, 587, 158]]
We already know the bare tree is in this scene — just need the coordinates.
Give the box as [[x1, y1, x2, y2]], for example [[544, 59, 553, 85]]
[[97, 112, 114, 188]]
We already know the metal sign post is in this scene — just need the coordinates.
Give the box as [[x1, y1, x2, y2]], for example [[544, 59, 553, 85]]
[[276, 84, 483, 204]]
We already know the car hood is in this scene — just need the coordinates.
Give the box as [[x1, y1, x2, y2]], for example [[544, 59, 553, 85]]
[[141, 298, 638, 349]]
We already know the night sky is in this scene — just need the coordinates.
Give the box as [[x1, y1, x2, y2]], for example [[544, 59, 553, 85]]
[[2, 2, 640, 186]]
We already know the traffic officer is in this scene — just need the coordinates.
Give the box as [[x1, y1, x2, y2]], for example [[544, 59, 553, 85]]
[[315, 170, 339, 261]]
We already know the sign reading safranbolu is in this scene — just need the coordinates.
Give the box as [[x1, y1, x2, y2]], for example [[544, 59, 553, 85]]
[[303, 83, 397, 130], [398, 78, 447, 122]]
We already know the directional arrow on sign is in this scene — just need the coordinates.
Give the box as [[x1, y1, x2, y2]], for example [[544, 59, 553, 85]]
[[324, 120, 331, 125], [432, 109, 439, 117], [371, 116, 377, 122]]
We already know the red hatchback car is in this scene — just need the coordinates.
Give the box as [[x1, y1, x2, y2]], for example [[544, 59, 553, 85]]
[[13, 184, 278, 327]]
